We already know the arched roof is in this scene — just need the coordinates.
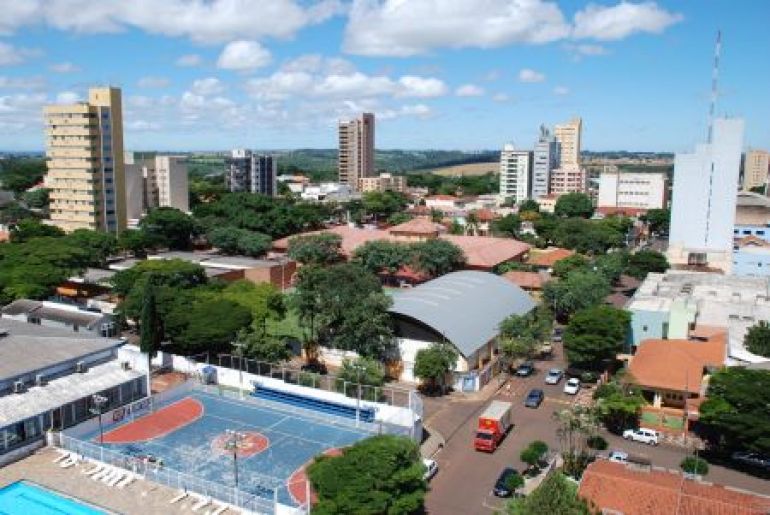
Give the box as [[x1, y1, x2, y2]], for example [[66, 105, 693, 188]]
[[389, 271, 536, 357]]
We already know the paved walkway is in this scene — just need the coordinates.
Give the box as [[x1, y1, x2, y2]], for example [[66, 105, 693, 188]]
[[0, 447, 237, 514]]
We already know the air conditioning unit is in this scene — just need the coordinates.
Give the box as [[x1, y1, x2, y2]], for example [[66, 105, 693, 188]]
[[35, 374, 47, 387], [13, 380, 25, 394], [120, 361, 131, 371], [75, 361, 87, 373]]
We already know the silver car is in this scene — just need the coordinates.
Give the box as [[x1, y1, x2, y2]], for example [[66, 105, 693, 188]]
[[544, 368, 563, 385]]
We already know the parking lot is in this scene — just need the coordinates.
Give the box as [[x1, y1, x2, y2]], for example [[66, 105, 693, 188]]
[[423, 347, 770, 514]]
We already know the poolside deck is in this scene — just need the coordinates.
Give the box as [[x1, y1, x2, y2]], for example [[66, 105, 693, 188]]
[[0, 447, 235, 514]]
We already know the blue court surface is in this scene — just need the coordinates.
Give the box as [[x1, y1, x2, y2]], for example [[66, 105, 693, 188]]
[[91, 390, 371, 506], [0, 481, 105, 515]]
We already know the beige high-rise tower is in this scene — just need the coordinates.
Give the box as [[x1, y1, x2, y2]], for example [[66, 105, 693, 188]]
[[44, 86, 126, 233], [743, 149, 769, 191], [550, 117, 586, 194], [338, 112, 374, 190]]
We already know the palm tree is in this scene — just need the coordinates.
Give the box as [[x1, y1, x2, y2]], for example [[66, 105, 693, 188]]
[[465, 211, 480, 236]]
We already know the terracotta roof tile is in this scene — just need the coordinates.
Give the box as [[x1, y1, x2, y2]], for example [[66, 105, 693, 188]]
[[502, 271, 547, 289], [526, 247, 575, 267], [389, 217, 443, 235], [579, 460, 770, 515]]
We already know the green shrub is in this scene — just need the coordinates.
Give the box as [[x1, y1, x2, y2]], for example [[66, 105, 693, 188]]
[[680, 456, 709, 475], [587, 435, 608, 450]]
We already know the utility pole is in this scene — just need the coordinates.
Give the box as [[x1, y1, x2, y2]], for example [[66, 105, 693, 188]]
[[226, 429, 245, 504], [90, 394, 108, 445]]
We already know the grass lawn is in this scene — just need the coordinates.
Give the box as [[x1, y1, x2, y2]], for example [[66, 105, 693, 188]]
[[266, 308, 305, 340], [640, 410, 684, 430]]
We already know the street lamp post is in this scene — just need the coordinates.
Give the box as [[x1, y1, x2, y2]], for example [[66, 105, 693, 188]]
[[90, 394, 108, 445], [226, 429, 245, 504], [233, 341, 246, 398]]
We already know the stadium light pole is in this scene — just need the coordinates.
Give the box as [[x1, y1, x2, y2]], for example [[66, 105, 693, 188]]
[[233, 340, 246, 399], [90, 394, 108, 445], [353, 363, 365, 428], [226, 429, 245, 505]]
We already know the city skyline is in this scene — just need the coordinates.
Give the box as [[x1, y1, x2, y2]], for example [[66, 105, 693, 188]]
[[0, 1, 768, 152]]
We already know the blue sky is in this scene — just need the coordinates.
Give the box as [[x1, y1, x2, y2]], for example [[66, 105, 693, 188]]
[[0, 1, 767, 152]]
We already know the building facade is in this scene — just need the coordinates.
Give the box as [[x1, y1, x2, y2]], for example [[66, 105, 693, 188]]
[[499, 144, 533, 203], [554, 117, 582, 167], [532, 125, 559, 198], [597, 171, 668, 211], [44, 87, 126, 233], [668, 118, 744, 272], [743, 148, 769, 192], [125, 153, 189, 221], [225, 150, 276, 196], [338, 113, 375, 191], [549, 165, 586, 195], [358, 173, 406, 193]]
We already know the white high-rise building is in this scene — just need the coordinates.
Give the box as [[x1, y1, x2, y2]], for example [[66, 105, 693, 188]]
[[597, 171, 668, 211], [125, 153, 189, 221], [499, 144, 533, 203], [338, 113, 375, 191], [532, 125, 559, 198], [668, 118, 744, 271]]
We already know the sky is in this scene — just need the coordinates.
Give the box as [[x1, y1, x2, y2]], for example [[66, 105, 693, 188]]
[[0, 0, 768, 153]]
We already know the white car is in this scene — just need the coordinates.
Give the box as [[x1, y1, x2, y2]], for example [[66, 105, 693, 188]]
[[622, 428, 659, 446], [563, 378, 580, 395], [544, 368, 563, 385], [423, 458, 438, 481]]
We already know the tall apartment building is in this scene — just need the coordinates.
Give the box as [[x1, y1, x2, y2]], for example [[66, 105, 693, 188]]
[[550, 117, 586, 195], [359, 173, 406, 193], [668, 118, 744, 272], [338, 113, 375, 191], [597, 171, 668, 212], [44, 86, 126, 233], [225, 149, 277, 196], [532, 125, 559, 198], [125, 153, 189, 221], [499, 144, 533, 203], [743, 149, 769, 192]]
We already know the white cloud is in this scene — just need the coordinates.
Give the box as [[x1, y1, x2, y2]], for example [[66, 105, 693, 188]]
[[344, 0, 569, 56], [569, 43, 608, 56], [315, 72, 395, 97], [553, 85, 570, 95], [573, 2, 683, 41], [379, 103, 433, 120], [50, 61, 79, 73], [191, 77, 225, 96], [396, 76, 447, 98], [455, 84, 484, 97], [0, 42, 40, 66], [246, 71, 315, 100], [492, 93, 510, 102], [0, 76, 46, 89], [126, 119, 161, 131], [484, 70, 501, 82], [176, 54, 202, 67], [0, 0, 344, 44], [518, 68, 545, 83], [55, 91, 81, 104], [0, 93, 47, 113], [217, 40, 271, 70], [137, 76, 170, 88]]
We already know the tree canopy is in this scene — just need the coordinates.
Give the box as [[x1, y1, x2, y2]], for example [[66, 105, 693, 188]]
[[139, 207, 199, 250], [307, 435, 426, 515], [552, 254, 589, 279], [491, 213, 521, 238], [555, 192, 594, 218], [362, 190, 408, 219], [745, 321, 770, 358], [624, 250, 669, 280], [0, 157, 46, 193], [207, 226, 272, 257], [507, 472, 591, 515], [564, 305, 630, 370], [593, 380, 644, 433], [414, 342, 458, 394], [640, 208, 670, 235], [287, 233, 343, 265], [411, 239, 465, 276], [165, 297, 253, 355], [542, 270, 610, 322]]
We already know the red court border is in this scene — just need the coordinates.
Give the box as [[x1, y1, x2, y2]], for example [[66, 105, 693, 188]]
[[100, 397, 204, 444], [210, 431, 269, 459], [286, 447, 343, 507]]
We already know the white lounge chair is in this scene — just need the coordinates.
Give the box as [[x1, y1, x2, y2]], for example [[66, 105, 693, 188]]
[[169, 490, 188, 504], [207, 503, 227, 515], [107, 471, 125, 487], [102, 468, 121, 484], [52, 449, 69, 463], [82, 462, 103, 476], [116, 473, 134, 489], [191, 495, 211, 512], [92, 466, 111, 481], [60, 455, 78, 468]]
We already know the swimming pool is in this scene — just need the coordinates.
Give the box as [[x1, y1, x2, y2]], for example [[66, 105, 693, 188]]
[[0, 481, 106, 515]]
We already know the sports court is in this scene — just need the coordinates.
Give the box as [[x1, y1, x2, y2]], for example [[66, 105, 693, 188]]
[[83, 389, 372, 507]]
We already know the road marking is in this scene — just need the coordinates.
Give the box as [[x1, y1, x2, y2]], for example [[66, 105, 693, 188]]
[[545, 397, 573, 406]]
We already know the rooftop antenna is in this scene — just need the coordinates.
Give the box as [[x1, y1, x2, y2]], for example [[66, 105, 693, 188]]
[[707, 30, 721, 144]]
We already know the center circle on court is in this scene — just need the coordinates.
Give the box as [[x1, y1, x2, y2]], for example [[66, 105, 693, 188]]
[[210, 431, 269, 459]]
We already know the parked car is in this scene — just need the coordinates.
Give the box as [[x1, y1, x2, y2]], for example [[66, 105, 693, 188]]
[[551, 327, 564, 343], [544, 368, 563, 385], [422, 458, 438, 480], [622, 428, 659, 445], [731, 451, 770, 471], [563, 377, 581, 395], [492, 467, 521, 497], [608, 450, 629, 464], [515, 361, 535, 377], [524, 388, 544, 408]]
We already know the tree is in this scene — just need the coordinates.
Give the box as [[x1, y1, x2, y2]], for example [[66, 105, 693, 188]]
[[139, 207, 198, 250], [507, 472, 591, 515], [338, 357, 386, 400], [414, 342, 458, 394], [334, 292, 395, 359], [624, 250, 669, 280], [681, 456, 709, 475], [553, 405, 599, 479], [594, 252, 626, 284], [287, 233, 343, 265], [208, 226, 272, 257], [564, 306, 630, 370], [362, 190, 408, 220], [67, 229, 117, 267], [492, 214, 521, 238], [307, 435, 426, 515], [139, 275, 164, 391], [465, 211, 481, 236], [117, 229, 155, 258], [552, 254, 589, 279], [745, 321, 770, 358], [498, 308, 551, 368], [699, 368, 770, 455], [640, 208, 670, 235], [520, 441, 549, 473], [410, 239, 465, 276], [519, 199, 540, 214], [9, 218, 64, 242], [0, 157, 46, 193], [542, 270, 610, 322], [387, 212, 412, 226], [353, 240, 409, 276], [21, 188, 49, 209], [165, 298, 253, 355], [555, 193, 594, 218], [233, 328, 291, 364], [593, 381, 644, 433]]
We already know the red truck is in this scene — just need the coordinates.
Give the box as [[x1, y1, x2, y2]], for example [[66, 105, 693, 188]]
[[474, 400, 513, 452]]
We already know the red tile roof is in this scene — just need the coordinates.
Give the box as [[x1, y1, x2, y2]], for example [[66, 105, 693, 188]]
[[425, 194, 459, 201], [502, 271, 547, 290], [389, 217, 442, 235], [472, 208, 498, 222], [579, 460, 770, 515], [629, 332, 726, 393], [597, 206, 648, 217], [526, 247, 575, 267]]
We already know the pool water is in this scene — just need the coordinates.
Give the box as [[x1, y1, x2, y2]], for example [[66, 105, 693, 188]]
[[0, 481, 105, 515]]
